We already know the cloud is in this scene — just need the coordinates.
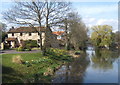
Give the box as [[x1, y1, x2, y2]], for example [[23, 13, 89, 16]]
[[1, 0, 119, 2], [73, 2, 118, 20], [73, 2, 118, 32], [0, 14, 2, 20], [82, 17, 118, 32], [96, 19, 118, 25], [96, 19, 118, 32], [80, 4, 117, 14]]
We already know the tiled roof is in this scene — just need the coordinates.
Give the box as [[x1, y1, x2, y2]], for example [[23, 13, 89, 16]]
[[8, 27, 46, 33], [6, 38, 17, 41], [52, 31, 65, 36]]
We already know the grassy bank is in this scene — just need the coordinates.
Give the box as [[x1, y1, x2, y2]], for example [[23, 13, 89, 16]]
[[1, 48, 72, 83]]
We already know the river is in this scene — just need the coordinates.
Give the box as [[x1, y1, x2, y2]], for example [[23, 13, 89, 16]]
[[52, 47, 120, 83]]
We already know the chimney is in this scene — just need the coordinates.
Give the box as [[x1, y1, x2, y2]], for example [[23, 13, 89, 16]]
[[9, 26, 14, 31], [11, 26, 14, 29]]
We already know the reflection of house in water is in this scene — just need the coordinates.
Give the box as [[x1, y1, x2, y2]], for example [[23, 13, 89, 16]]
[[5, 26, 59, 48]]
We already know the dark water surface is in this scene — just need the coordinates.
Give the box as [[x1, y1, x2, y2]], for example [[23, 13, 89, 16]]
[[52, 47, 120, 83]]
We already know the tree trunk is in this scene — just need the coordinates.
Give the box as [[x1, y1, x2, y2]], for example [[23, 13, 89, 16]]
[[42, 1, 49, 55], [65, 18, 69, 50], [38, 28, 43, 51]]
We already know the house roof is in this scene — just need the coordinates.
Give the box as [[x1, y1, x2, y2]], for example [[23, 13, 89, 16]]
[[6, 38, 17, 41], [52, 31, 65, 36], [8, 27, 46, 33]]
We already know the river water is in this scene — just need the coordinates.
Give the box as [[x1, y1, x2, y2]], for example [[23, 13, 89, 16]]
[[52, 47, 120, 83]]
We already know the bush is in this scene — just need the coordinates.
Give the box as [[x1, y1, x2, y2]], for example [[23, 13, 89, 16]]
[[32, 48, 40, 50], [25, 44, 31, 50], [24, 49, 31, 51], [75, 51, 81, 55], [16, 46, 31, 51], [17, 46, 24, 51], [45, 48, 72, 61], [46, 48, 67, 56], [4, 44, 9, 50], [24, 61, 32, 67], [24, 40, 38, 48]]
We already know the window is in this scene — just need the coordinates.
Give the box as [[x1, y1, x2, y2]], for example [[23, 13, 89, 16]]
[[29, 33, 31, 36], [12, 33, 14, 36], [38, 39, 40, 42], [20, 33, 22, 36]]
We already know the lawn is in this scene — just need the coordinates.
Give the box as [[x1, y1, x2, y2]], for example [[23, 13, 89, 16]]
[[1, 48, 72, 83]]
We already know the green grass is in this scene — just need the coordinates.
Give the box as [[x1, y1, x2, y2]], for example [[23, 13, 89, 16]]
[[1, 50, 72, 83]]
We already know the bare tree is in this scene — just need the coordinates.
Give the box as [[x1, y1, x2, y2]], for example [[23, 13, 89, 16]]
[[0, 22, 7, 32], [58, 12, 81, 50], [60, 12, 88, 50], [42, 1, 71, 53], [61, 18, 70, 50], [3, 0, 71, 54], [3, 1, 46, 51], [0, 22, 7, 43], [68, 13, 88, 50]]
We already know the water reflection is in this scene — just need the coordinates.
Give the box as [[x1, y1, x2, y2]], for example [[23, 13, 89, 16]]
[[52, 53, 90, 83], [52, 48, 119, 83], [91, 49, 119, 71]]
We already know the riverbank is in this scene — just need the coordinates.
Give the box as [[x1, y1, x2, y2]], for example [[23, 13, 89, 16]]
[[1, 48, 72, 83], [68, 50, 84, 58], [52, 48, 120, 83]]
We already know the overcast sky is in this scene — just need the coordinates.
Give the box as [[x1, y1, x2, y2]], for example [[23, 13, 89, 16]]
[[0, 0, 119, 32]]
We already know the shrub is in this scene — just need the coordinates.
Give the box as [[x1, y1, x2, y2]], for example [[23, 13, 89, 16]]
[[25, 44, 31, 51], [4, 44, 9, 50], [46, 48, 67, 56], [24, 61, 32, 67], [45, 48, 72, 61], [24, 40, 38, 48], [75, 51, 81, 55], [26, 48, 31, 51], [32, 48, 40, 50], [17, 46, 24, 51]]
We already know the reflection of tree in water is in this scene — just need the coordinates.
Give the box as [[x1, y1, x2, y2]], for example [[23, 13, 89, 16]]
[[66, 53, 90, 83], [91, 49, 119, 71], [52, 53, 90, 83]]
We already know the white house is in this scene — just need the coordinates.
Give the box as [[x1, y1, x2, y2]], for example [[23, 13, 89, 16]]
[[5, 26, 59, 48]]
